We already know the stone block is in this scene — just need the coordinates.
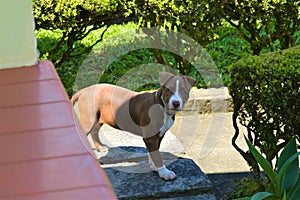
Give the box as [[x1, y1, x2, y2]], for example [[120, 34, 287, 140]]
[[102, 147, 213, 199]]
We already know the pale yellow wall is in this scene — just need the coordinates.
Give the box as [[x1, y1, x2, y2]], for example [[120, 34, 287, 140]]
[[0, 0, 39, 69]]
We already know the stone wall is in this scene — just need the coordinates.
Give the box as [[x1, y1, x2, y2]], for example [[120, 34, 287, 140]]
[[182, 87, 233, 114]]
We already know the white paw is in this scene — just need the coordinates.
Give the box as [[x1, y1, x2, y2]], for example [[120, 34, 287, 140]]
[[157, 166, 177, 180]]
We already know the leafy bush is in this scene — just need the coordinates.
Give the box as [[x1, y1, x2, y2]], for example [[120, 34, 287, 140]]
[[238, 137, 300, 200], [229, 46, 300, 181]]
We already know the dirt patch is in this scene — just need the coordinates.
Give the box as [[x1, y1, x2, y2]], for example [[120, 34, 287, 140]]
[[208, 172, 253, 200]]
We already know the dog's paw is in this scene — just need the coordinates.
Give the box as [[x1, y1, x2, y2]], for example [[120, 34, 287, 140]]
[[149, 163, 156, 171], [157, 166, 177, 180], [95, 144, 109, 153]]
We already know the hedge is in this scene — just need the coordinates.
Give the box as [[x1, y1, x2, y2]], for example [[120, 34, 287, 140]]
[[229, 45, 300, 181]]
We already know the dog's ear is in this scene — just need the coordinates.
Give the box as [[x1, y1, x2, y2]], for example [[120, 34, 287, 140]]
[[183, 76, 196, 89], [159, 72, 174, 86]]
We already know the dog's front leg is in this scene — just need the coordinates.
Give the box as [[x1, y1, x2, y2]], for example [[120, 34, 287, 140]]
[[143, 136, 177, 180], [148, 151, 177, 181]]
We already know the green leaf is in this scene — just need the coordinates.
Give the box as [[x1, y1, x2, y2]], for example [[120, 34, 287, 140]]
[[276, 152, 300, 196], [277, 137, 297, 171], [288, 176, 300, 200], [252, 192, 274, 200], [283, 190, 287, 200], [234, 197, 252, 200], [276, 137, 298, 193], [245, 136, 277, 182]]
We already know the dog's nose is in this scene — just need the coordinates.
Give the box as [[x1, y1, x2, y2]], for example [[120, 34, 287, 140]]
[[172, 101, 180, 109]]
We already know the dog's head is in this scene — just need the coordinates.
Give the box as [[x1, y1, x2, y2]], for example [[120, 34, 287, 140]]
[[158, 72, 196, 114]]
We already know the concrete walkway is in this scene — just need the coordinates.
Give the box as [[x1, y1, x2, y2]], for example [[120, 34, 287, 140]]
[[171, 112, 249, 174], [90, 112, 250, 175], [86, 112, 250, 199]]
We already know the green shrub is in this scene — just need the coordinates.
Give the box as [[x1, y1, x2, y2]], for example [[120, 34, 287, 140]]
[[229, 46, 300, 181]]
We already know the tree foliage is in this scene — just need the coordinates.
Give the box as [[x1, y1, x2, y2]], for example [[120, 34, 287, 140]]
[[33, 0, 136, 66], [134, 0, 300, 56], [130, 0, 300, 78], [33, 0, 300, 97], [134, 0, 222, 46], [132, 0, 223, 78], [220, 0, 300, 55], [33, 0, 300, 70]]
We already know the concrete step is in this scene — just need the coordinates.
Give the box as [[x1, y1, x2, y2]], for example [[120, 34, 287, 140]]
[[161, 194, 216, 200], [183, 87, 233, 114], [102, 154, 214, 199], [89, 128, 216, 199]]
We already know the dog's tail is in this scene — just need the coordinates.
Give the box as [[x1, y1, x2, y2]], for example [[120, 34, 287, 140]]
[[70, 90, 82, 105]]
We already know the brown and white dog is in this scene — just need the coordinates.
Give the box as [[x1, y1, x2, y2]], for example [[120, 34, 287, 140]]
[[70, 72, 196, 180]]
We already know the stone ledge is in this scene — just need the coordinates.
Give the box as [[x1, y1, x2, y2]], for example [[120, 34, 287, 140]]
[[101, 148, 213, 200], [182, 87, 233, 114], [161, 194, 216, 200]]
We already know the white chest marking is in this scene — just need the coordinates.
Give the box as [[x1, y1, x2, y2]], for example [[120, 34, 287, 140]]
[[159, 111, 174, 137]]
